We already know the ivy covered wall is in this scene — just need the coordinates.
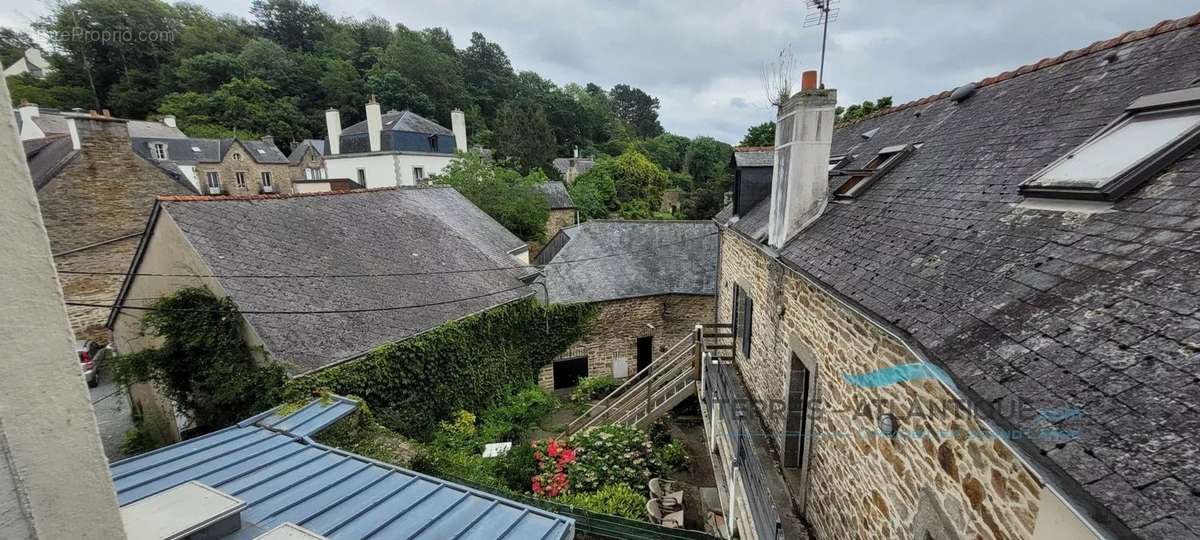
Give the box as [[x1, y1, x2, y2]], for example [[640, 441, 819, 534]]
[[281, 298, 597, 438]]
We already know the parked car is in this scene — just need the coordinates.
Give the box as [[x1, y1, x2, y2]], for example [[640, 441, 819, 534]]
[[77, 340, 106, 387]]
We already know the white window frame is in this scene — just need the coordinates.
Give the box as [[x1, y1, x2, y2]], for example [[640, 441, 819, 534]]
[[235, 171, 247, 189], [1020, 87, 1200, 201], [151, 142, 167, 161], [260, 171, 272, 187], [205, 171, 220, 189], [356, 168, 366, 186], [413, 166, 425, 182]]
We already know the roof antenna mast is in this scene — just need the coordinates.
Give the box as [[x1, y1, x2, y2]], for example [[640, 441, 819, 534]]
[[804, 0, 840, 88]]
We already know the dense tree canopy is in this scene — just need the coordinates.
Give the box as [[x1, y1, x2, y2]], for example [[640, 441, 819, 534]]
[[739, 122, 775, 146], [8, 0, 737, 221], [836, 96, 893, 122], [432, 152, 550, 242]]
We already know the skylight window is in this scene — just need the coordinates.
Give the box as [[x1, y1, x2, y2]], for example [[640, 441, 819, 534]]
[[833, 144, 914, 199], [1021, 87, 1200, 201]]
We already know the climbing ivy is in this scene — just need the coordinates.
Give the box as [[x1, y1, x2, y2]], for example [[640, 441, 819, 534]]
[[281, 298, 598, 439], [111, 288, 287, 433]]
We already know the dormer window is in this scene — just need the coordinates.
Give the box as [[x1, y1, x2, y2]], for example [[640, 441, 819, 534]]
[[833, 144, 914, 199], [1020, 88, 1200, 201], [428, 135, 439, 152], [151, 142, 167, 160]]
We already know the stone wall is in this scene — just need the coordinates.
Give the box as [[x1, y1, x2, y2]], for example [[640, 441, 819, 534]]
[[545, 208, 576, 245], [716, 228, 1047, 539], [539, 294, 713, 389], [34, 116, 195, 341], [196, 141, 293, 195], [289, 145, 324, 183]]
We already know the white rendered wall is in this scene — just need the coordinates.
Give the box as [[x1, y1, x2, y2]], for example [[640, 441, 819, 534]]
[[324, 153, 455, 188]]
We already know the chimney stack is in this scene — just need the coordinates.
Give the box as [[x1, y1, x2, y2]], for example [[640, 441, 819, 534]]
[[162, 115, 177, 128], [767, 70, 836, 248], [325, 108, 341, 155], [573, 146, 580, 159], [17, 101, 44, 141], [66, 118, 81, 150], [261, 135, 274, 147], [366, 96, 382, 153], [450, 108, 467, 152]]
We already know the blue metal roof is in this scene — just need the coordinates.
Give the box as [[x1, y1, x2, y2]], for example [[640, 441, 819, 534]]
[[110, 397, 574, 540]]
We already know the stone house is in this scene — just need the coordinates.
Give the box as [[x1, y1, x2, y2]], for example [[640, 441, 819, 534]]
[[191, 138, 292, 195], [538, 220, 717, 390], [552, 150, 594, 185], [707, 13, 1200, 540], [533, 181, 578, 258], [108, 187, 534, 440], [287, 138, 328, 182], [18, 108, 195, 340]]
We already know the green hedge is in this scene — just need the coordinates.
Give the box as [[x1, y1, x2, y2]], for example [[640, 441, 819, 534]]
[[281, 298, 597, 438]]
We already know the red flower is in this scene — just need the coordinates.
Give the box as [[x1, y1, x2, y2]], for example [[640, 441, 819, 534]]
[[547, 439, 560, 458]]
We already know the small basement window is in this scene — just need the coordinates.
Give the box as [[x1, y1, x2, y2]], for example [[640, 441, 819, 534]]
[[833, 144, 914, 199], [1021, 87, 1200, 201]]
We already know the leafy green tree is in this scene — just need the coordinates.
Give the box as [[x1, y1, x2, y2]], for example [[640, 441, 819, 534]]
[[365, 69, 435, 116], [174, 5, 253, 58], [377, 26, 468, 124], [569, 167, 617, 220], [0, 27, 36, 66], [681, 137, 733, 219], [835, 96, 893, 122], [432, 152, 549, 241], [176, 52, 244, 92], [462, 32, 513, 121], [610, 84, 663, 138], [571, 149, 669, 221], [637, 133, 690, 172], [739, 122, 775, 146], [7, 73, 94, 109], [250, 0, 329, 51], [159, 77, 306, 141], [494, 100, 557, 174]]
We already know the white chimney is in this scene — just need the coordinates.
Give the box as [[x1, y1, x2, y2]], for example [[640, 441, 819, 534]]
[[66, 118, 81, 150], [767, 70, 836, 249], [161, 115, 177, 128], [366, 96, 382, 153], [325, 108, 341, 155], [17, 101, 44, 141], [450, 108, 467, 152], [573, 146, 580, 159]]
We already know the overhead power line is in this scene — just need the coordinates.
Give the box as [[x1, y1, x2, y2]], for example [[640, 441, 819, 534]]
[[66, 283, 532, 315], [55, 231, 718, 280]]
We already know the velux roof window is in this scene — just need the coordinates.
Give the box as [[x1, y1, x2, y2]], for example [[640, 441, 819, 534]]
[[1021, 87, 1200, 201], [832, 144, 914, 199]]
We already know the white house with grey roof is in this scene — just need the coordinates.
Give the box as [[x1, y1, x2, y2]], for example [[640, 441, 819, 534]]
[[321, 97, 468, 188], [109, 187, 534, 439]]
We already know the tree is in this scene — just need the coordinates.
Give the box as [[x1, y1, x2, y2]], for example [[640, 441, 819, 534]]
[[494, 100, 557, 174], [570, 149, 669, 221], [637, 133, 690, 172], [462, 32, 513, 122], [835, 96, 893, 122], [739, 122, 775, 147], [158, 77, 307, 141], [377, 26, 468, 123], [364, 69, 435, 117], [432, 152, 549, 241], [250, 0, 329, 51], [176, 52, 244, 92], [609, 84, 663, 138], [568, 167, 617, 221], [681, 137, 732, 220], [0, 27, 36, 66]]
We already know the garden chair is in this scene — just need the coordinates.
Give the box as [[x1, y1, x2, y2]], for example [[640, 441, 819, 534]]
[[647, 499, 684, 528], [649, 478, 684, 510]]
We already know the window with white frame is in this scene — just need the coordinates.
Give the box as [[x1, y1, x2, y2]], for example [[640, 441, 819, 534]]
[[413, 167, 425, 182], [356, 168, 366, 186], [235, 172, 247, 189], [151, 142, 167, 160], [1021, 87, 1200, 201], [205, 171, 220, 189], [261, 171, 272, 187]]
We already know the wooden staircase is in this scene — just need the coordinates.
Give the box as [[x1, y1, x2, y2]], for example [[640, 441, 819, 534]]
[[564, 323, 734, 435]]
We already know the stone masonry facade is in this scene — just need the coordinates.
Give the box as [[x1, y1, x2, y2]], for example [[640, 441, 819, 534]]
[[545, 208, 577, 247], [35, 117, 194, 341], [539, 294, 713, 389], [289, 144, 325, 183], [196, 141, 293, 195], [717, 229, 1048, 539]]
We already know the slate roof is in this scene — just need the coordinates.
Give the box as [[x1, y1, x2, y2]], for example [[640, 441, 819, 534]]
[[542, 220, 718, 304], [536, 181, 576, 209], [239, 139, 290, 164], [730, 13, 1200, 538], [288, 139, 326, 165], [126, 120, 188, 139], [551, 158, 594, 177], [110, 395, 574, 540], [732, 146, 773, 168], [130, 188, 531, 374], [22, 135, 77, 189], [341, 110, 453, 137]]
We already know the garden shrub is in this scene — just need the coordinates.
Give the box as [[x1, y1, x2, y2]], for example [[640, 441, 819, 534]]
[[493, 441, 537, 492], [557, 484, 648, 521], [567, 424, 655, 493], [570, 375, 621, 403], [653, 441, 690, 473], [477, 386, 558, 443], [281, 299, 597, 439], [532, 438, 576, 497], [314, 396, 416, 466]]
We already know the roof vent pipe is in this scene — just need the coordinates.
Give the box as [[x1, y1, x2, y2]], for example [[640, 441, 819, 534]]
[[950, 83, 977, 104]]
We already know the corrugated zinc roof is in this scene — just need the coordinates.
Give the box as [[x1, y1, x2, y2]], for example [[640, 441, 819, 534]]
[[110, 396, 574, 540]]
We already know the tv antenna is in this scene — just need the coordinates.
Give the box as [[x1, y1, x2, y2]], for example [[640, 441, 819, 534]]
[[804, 0, 840, 87]]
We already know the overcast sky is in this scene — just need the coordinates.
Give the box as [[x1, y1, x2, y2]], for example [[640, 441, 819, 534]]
[[2, 0, 1197, 143]]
